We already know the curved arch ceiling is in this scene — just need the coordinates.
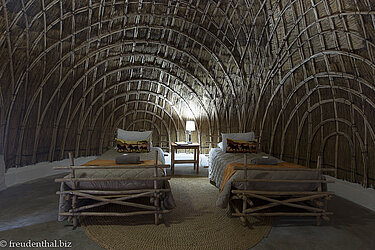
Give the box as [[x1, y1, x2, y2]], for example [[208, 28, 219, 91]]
[[1, 0, 375, 187]]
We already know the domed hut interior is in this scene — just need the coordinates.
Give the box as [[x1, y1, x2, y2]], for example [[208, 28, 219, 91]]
[[0, 0, 375, 249]]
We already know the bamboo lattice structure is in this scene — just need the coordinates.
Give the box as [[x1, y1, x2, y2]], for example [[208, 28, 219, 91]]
[[0, 0, 374, 188]]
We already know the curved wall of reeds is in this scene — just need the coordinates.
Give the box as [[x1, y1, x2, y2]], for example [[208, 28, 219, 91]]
[[0, 0, 374, 187]]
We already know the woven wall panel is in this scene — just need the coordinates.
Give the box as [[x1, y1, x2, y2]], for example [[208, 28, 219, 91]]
[[0, 0, 374, 188]]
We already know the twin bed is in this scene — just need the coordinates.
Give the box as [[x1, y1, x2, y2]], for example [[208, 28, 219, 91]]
[[208, 133, 334, 226], [56, 130, 175, 228]]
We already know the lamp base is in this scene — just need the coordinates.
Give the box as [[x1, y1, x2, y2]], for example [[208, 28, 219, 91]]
[[187, 141, 192, 144]]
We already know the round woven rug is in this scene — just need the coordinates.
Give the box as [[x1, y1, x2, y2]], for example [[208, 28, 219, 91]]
[[81, 177, 271, 250]]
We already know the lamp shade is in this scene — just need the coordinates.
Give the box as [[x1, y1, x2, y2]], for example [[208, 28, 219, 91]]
[[185, 120, 196, 131]]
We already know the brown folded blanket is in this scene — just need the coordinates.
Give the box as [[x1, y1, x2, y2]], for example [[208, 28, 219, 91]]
[[115, 155, 141, 164]]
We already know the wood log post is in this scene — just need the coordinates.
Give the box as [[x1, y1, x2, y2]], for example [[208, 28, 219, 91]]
[[196, 145, 200, 174], [316, 155, 322, 226], [240, 155, 248, 226], [193, 147, 196, 170], [154, 151, 160, 225], [171, 146, 175, 175], [320, 155, 330, 222], [68, 152, 78, 229]]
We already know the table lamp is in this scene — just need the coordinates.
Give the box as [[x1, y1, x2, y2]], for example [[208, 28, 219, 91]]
[[185, 120, 195, 144]]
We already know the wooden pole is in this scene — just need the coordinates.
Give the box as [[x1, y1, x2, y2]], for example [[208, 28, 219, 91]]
[[241, 154, 248, 226], [154, 150, 160, 225], [55, 177, 171, 182], [196, 145, 200, 174], [171, 145, 175, 175], [59, 210, 171, 217], [68, 152, 78, 229], [316, 155, 322, 226]]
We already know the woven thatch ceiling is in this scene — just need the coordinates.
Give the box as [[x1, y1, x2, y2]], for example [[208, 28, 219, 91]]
[[0, 0, 375, 187]]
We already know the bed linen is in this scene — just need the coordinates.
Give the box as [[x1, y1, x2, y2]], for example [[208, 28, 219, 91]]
[[208, 148, 279, 188], [219, 161, 306, 192], [208, 148, 322, 208], [58, 147, 174, 221]]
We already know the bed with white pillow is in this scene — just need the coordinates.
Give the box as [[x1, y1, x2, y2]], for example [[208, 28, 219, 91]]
[[210, 133, 332, 225], [208, 147, 275, 189], [209, 132, 327, 212], [57, 129, 175, 225], [208, 132, 276, 188]]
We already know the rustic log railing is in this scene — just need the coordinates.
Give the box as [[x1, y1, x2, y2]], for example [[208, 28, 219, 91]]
[[230, 155, 335, 226], [54, 151, 171, 229]]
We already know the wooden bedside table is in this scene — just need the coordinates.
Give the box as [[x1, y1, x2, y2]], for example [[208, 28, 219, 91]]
[[171, 143, 200, 175]]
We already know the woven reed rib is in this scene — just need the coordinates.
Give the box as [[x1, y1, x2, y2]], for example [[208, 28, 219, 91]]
[[0, 0, 374, 188]]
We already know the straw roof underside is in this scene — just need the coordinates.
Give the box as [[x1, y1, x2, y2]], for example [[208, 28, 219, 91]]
[[0, 0, 375, 188]]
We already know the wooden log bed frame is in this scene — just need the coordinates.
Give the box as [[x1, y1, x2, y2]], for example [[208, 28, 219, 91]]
[[230, 156, 335, 226], [54, 151, 171, 229]]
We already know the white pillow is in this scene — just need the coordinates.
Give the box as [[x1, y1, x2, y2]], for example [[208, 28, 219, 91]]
[[221, 132, 255, 152], [117, 129, 153, 146], [218, 142, 223, 150]]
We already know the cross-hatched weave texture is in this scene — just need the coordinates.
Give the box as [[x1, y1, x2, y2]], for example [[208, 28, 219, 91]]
[[0, 0, 374, 187]]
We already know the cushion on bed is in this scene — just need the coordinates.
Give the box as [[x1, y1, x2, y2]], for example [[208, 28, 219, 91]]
[[115, 138, 150, 153], [115, 155, 141, 164], [250, 156, 277, 165], [218, 142, 224, 150], [222, 132, 255, 152], [226, 139, 257, 153], [117, 129, 153, 146]]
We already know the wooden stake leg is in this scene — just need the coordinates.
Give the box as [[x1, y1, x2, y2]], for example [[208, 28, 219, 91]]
[[154, 193, 159, 225], [73, 216, 78, 229], [69, 152, 78, 229], [229, 199, 247, 226], [241, 155, 248, 226], [316, 215, 321, 226]]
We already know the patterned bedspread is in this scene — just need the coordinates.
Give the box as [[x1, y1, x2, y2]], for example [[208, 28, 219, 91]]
[[208, 148, 322, 208], [208, 148, 276, 188]]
